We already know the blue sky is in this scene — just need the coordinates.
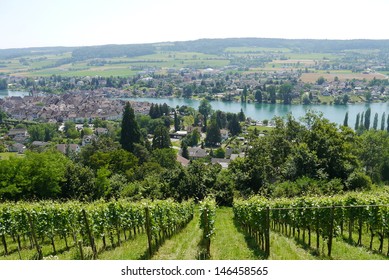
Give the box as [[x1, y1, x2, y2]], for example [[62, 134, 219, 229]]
[[1, 0, 389, 49]]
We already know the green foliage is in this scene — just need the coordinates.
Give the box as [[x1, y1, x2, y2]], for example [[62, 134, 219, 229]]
[[205, 120, 221, 147], [198, 99, 212, 127], [181, 142, 189, 159], [120, 102, 142, 153], [0, 151, 70, 200], [358, 130, 389, 183], [152, 125, 171, 149], [212, 170, 234, 206], [316, 76, 326, 85], [151, 148, 177, 169], [199, 197, 216, 257], [228, 114, 241, 136], [182, 129, 200, 147], [346, 171, 372, 191], [61, 162, 97, 201], [213, 147, 225, 158], [28, 123, 58, 142]]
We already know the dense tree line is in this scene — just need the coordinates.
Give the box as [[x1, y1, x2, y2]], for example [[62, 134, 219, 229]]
[[2, 103, 389, 206]]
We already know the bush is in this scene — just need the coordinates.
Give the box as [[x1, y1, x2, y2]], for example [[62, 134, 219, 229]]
[[346, 171, 372, 191]]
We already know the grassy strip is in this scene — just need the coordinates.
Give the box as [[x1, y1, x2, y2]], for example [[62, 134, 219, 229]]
[[151, 210, 202, 260]]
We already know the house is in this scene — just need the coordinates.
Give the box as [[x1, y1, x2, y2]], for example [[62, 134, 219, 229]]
[[56, 144, 81, 155], [188, 147, 207, 159], [211, 158, 231, 169], [230, 152, 245, 160], [220, 129, 229, 141], [82, 134, 97, 146], [170, 131, 187, 139], [95, 127, 108, 135], [176, 154, 190, 167], [7, 128, 29, 143], [7, 143, 26, 153]]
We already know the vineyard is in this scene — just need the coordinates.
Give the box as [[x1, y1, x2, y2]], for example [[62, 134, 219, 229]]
[[234, 192, 389, 258], [0, 199, 194, 260], [2, 193, 389, 260]]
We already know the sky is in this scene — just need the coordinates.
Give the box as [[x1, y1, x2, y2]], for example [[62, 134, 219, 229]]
[[1, 0, 389, 49]]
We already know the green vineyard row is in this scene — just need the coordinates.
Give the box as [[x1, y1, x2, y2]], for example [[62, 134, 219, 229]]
[[234, 192, 389, 257], [0, 199, 194, 259]]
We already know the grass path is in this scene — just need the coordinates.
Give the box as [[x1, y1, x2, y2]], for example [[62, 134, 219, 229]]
[[150, 207, 389, 260], [151, 207, 317, 260]]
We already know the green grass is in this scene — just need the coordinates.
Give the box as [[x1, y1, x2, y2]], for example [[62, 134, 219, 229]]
[[210, 207, 259, 260], [151, 210, 202, 260], [8, 50, 230, 77], [0, 152, 25, 160], [247, 125, 275, 134], [287, 53, 340, 60], [224, 47, 291, 53]]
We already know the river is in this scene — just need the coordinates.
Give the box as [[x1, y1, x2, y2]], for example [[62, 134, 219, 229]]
[[1, 90, 389, 126], [0, 90, 30, 98], [124, 97, 389, 127]]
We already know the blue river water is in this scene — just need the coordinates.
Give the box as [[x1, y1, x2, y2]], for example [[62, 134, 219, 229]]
[[1, 90, 388, 126]]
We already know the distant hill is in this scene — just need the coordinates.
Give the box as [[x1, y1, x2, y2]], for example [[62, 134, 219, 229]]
[[2, 38, 389, 60]]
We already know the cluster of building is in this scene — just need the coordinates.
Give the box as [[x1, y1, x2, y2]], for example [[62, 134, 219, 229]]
[[0, 91, 150, 122]]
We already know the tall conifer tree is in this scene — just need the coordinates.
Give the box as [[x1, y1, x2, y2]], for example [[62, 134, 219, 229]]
[[120, 102, 141, 153]]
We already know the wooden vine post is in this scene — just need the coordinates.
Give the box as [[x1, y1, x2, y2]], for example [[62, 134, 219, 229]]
[[204, 209, 211, 257], [265, 207, 270, 258], [27, 213, 43, 260], [145, 206, 153, 257], [327, 205, 335, 257], [81, 209, 97, 259]]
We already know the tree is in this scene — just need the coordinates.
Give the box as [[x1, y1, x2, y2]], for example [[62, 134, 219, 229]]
[[120, 102, 142, 153], [387, 114, 389, 132], [0, 151, 70, 200], [228, 114, 242, 136], [316, 76, 326, 85], [64, 121, 79, 139], [355, 113, 360, 130], [373, 113, 379, 130], [183, 84, 193, 98], [242, 86, 248, 102], [174, 111, 180, 131], [152, 125, 171, 149], [184, 129, 200, 147], [214, 110, 227, 129], [279, 83, 293, 104], [214, 147, 225, 158], [198, 99, 212, 129], [343, 112, 348, 127], [342, 94, 349, 104], [255, 89, 263, 103], [151, 148, 177, 169], [181, 142, 189, 159], [360, 111, 365, 130], [61, 162, 97, 201], [359, 130, 389, 183], [0, 108, 6, 123], [238, 108, 245, 122], [381, 112, 386, 131], [364, 108, 371, 130], [268, 85, 276, 104], [205, 120, 221, 147]]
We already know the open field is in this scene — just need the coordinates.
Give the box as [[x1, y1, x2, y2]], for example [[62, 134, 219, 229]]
[[224, 47, 292, 53], [300, 72, 388, 83], [0, 152, 25, 160]]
